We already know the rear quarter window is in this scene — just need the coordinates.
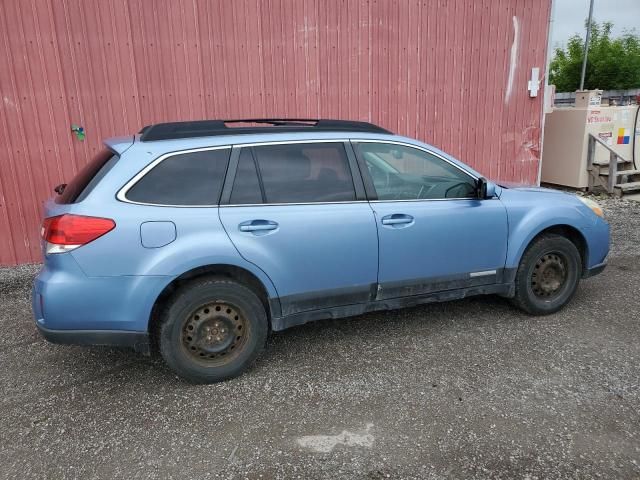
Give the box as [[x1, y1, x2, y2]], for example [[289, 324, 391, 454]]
[[124, 148, 230, 206], [56, 149, 119, 204]]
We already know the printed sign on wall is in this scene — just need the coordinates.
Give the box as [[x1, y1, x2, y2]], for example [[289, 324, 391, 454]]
[[617, 128, 630, 145], [598, 131, 613, 146], [587, 111, 613, 124]]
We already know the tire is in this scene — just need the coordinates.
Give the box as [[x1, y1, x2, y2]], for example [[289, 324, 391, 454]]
[[158, 277, 268, 383], [511, 234, 582, 315]]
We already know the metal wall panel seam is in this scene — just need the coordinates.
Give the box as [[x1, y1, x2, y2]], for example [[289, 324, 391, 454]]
[[0, 1, 38, 262], [0, 0, 552, 264]]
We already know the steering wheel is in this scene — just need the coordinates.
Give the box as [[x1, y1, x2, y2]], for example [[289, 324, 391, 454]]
[[416, 183, 438, 199], [387, 190, 419, 200], [445, 182, 474, 198], [384, 171, 392, 189]]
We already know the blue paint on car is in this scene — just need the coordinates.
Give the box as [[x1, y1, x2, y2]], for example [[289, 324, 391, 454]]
[[32, 120, 609, 382]]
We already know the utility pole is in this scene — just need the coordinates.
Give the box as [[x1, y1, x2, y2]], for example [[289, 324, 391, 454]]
[[579, 0, 595, 90]]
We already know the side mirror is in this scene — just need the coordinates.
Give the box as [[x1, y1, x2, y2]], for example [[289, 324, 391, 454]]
[[476, 177, 496, 199], [485, 180, 496, 198]]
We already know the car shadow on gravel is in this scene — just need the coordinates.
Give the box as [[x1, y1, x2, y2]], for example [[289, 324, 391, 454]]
[[20, 293, 521, 388], [13, 260, 607, 389]]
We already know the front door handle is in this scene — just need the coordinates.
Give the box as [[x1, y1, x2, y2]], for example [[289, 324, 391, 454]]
[[239, 220, 279, 232], [381, 214, 414, 226]]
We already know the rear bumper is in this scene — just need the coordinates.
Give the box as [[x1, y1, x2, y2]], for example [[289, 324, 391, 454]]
[[36, 323, 150, 354], [32, 253, 171, 332]]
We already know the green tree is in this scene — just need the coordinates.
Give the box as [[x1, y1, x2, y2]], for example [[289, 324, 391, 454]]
[[549, 21, 640, 92]]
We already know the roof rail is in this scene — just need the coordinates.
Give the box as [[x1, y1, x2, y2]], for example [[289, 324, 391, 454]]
[[138, 119, 392, 142]]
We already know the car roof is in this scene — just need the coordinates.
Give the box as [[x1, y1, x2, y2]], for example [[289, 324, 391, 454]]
[[139, 119, 392, 141], [114, 118, 409, 154], [104, 119, 484, 181], [129, 130, 409, 150]]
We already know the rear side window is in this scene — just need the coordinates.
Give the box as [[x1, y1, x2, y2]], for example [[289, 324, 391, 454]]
[[125, 148, 230, 205], [57, 149, 119, 204], [251, 143, 356, 204]]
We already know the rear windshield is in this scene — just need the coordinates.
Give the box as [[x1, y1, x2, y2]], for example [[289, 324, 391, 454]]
[[56, 149, 119, 204]]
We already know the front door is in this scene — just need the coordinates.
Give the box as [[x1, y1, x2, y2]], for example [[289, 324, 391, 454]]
[[220, 141, 378, 316], [352, 141, 508, 300]]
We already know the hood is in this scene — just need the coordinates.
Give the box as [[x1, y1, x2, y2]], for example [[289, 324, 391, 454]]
[[498, 183, 566, 194]]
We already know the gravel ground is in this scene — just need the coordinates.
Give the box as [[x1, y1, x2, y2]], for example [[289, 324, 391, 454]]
[[0, 198, 639, 479]]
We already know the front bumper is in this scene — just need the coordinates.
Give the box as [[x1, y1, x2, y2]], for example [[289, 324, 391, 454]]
[[36, 323, 150, 354], [582, 261, 607, 279]]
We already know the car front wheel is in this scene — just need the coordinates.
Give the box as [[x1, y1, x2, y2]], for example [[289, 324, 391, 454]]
[[511, 234, 582, 315], [159, 277, 268, 383]]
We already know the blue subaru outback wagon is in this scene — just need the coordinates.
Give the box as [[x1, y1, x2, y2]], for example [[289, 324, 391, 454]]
[[34, 119, 609, 383]]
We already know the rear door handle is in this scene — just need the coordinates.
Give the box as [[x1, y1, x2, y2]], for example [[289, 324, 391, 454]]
[[381, 214, 414, 226], [239, 220, 279, 232]]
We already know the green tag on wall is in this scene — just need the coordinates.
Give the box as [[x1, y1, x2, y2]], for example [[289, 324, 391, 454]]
[[71, 124, 85, 141]]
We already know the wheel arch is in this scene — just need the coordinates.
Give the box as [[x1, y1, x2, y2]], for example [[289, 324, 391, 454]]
[[512, 224, 588, 274], [148, 263, 281, 343]]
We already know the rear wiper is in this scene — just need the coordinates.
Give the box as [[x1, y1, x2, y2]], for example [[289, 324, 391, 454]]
[[54, 183, 67, 195]]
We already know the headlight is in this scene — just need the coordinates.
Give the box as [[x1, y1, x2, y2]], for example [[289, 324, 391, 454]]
[[578, 196, 604, 218]]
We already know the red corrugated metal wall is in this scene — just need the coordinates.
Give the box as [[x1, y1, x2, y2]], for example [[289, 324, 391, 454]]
[[0, 0, 551, 266]]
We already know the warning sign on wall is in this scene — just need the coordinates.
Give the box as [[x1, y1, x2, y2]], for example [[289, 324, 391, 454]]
[[598, 131, 613, 146]]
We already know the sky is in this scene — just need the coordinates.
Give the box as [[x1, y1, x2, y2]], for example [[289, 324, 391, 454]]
[[550, 0, 640, 49]]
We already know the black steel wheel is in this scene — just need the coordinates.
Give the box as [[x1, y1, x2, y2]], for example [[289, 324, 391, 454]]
[[530, 252, 568, 300], [159, 277, 268, 383], [511, 234, 581, 315], [181, 302, 248, 365]]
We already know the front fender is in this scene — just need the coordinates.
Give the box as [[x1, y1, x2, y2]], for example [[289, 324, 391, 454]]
[[501, 189, 597, 269]]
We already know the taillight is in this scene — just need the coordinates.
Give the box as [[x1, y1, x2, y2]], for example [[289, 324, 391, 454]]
[[41, 214, 115, 254]]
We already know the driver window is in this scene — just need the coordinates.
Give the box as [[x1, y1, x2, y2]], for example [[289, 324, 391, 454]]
[[354, 143, 477, 200]]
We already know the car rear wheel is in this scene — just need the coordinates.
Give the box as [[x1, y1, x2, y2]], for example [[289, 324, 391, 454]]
[[511, 234, 581, 315], [159, 277, 268, 383]]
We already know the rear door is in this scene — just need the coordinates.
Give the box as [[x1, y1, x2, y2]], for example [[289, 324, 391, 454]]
[[219, 141, 378, 316], [353, 140, 508, 300]]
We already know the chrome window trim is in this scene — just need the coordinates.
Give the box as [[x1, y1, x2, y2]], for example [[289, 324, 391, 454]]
[[353, 139, 480, 202], [368, 197, 479, 203], [116, 145, 232, 207], [232, 138, 350, 148], [220, 200, 369, 208], [117, 138, 481, 207]]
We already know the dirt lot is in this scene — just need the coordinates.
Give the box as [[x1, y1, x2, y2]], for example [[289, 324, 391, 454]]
[[1, 198, 639, 479]]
